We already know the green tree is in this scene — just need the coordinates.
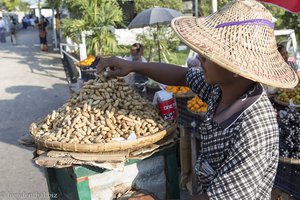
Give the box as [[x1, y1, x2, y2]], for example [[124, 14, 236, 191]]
[[134, 0, 182, 13], [47, 0, 62, 15], [132, 0, 182, 62], [19, 1, 30, 12], [2, 0, 20, 11], [1, 0, 30, 12], [260, 4, 300, 44], [197, 1, 300, 43], [61, 0, 123, 55], [198, 0, 230, 16]]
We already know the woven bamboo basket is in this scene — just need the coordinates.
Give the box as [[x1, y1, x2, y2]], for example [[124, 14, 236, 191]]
[[31, 124, 177, 153], [273, 96, 300, 111], [186, 107, 206, 118], [279, 156, 300, 165], [174, 92, 196, 99], [275, 156, 300, 199], [273, 96, 290, 107], [74, 62, 90, 68]]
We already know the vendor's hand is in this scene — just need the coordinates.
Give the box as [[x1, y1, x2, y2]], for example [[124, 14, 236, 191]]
[[128, 194, 155, 200], [96, 56, 132, 78]]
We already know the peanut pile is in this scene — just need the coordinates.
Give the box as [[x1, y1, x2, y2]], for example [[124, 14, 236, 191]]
[[31, 75, 171, 144]]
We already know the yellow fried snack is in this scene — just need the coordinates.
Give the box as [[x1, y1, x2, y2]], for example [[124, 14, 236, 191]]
[[187, 96, 208, 113], [165, 86, 190, 95], [78, 55, 95, 67]]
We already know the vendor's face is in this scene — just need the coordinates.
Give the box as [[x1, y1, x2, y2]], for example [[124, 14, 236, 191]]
[[279, 49, 288, 63], [131, 47, 139, 57], [200, 56, 236, 84]]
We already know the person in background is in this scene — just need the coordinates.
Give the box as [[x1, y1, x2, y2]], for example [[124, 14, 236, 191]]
[[10, 16, 17, 45], [124, 43, 147, 62], [187, 54, 202, 69], [22, 16, 28, 29], [0, 16, 6, 43], [97, 0, 298, 199], [55, 14, 60, 43], [37, 16, 48, 51], [123, 43, 148, 86], [277, 43, 300, 80], [33, 15, 39, 26]]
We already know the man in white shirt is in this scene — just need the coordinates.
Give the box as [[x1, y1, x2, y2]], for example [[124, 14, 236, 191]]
[[0, 16, 6, 43], [123, 43, 148, 85]]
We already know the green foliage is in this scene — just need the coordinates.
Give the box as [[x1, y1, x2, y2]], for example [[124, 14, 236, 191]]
[[198, 0, 230, 16], [60, 19, 85, 44], [47, 0, 62, 9], [2, 0, 20, 11], [197, 1, 300, 45], [166, 48, 189, 65], [87, 26, 119, 55], [132, 0, 182, 62], [134, 0, 182, 13], [1, 0, 30, 12], [19, 1, 30, 12], [136, 25, 180, 62], [61, 0, 123, 55], [114, 44, 188, 65], [264, 4, 300, 44]]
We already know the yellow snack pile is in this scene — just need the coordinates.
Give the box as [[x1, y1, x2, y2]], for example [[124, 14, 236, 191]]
[[187, 96, 208, 113], [78, 55, 95, 67], [165, 86, 190, 95]]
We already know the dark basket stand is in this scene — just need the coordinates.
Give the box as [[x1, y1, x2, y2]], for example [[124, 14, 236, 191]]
[[145, 86, 161, 102], [274, 157, 300, 199], [80, 68, 97, 82], [175, 96, 205, 128], [175, 95, 207, 195]]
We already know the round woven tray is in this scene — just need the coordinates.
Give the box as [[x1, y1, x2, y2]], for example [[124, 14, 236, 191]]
[[146, 84, 161, 90], [279, 156, 300, 165], [273, 96, 289, 107], [273, 96, 300, 108], [74, 62, 91, 68], [31, 124, 177, 153], [186, 107, 206, 117], [174, 92, 196, 99]]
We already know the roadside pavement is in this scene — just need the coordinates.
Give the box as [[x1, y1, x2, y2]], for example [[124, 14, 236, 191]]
[[0, 27, 70, 199]]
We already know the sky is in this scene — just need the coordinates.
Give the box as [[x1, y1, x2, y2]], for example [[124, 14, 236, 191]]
[[22, 0, 38, 5]]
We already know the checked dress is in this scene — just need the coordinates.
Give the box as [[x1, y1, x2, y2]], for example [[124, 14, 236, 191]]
[[186, 68, 279, 200]]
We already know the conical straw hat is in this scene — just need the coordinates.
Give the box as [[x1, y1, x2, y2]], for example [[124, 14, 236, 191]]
[[171, 0, 298, 88]]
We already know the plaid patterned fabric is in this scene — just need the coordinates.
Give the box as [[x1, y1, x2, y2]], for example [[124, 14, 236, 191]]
[[288, 61, 299, 72], [186, 68, 279, 199]]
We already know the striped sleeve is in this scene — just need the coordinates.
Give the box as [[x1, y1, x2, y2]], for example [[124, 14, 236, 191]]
[[185, 68, 214, 103], [207, 102, 279, 200]]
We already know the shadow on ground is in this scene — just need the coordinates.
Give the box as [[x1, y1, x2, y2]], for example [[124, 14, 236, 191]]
[[0, 28, 71, 180]]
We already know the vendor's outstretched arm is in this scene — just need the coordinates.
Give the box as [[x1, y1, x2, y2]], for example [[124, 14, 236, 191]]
[[96, 56, 188, 86]]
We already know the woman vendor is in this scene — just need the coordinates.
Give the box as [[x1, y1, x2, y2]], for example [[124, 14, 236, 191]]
[[97, 0, 298, 199]]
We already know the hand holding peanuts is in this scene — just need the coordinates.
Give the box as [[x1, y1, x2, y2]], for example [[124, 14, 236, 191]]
[[31, 75, 171, 144], [96, 56, 133, 78], [129, 194, 155, 200]]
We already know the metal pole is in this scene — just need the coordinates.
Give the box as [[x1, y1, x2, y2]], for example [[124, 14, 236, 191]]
[[38, 0, 41, 18], [195, 0, 199, 17], [157, 24, 161, 63], [212, 0, 218, 13], [80, 31, 87, 61], [52, 9, 59, 51]]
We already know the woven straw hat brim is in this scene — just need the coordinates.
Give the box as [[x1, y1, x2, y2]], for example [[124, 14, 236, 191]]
[[171, 1, 298, 88]]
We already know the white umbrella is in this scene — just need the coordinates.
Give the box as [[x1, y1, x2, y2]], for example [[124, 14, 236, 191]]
[[128, 7, 182, 62]]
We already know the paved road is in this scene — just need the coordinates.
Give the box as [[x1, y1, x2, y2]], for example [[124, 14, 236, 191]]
[[0, 28, 70, 199]]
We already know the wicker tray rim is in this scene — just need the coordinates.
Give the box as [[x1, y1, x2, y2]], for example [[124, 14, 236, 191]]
[[31, 124, 177, 153], [186, 107, 206, 116], [279, 156, 300, 165], [273, 96, 300, 107], [174, 92, 196, 98]]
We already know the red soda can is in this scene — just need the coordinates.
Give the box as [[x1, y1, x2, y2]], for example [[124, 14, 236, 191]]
[[158, 97, 177, 121]]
